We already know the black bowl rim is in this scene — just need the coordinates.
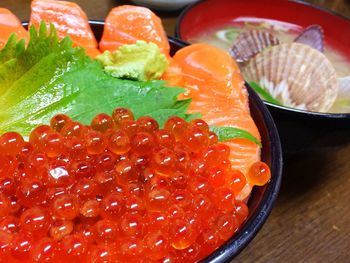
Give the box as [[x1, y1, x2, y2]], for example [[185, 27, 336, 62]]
[[21, 19, 283, 262], [175, 0, 350, 119]]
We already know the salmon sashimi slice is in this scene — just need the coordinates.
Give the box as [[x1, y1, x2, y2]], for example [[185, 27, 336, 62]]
[[0, 8, 27, 48], [163, 43, 261, 200], [100, 5, 170, 57], [30, 0, 100, 57]]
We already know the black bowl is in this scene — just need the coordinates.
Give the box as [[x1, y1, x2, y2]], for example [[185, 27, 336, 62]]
[[23, 20, 282, 262], [175, 0, 350, 154]]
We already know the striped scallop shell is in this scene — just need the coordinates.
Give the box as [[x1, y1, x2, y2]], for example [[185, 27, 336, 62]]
[[295, 25, 324, 52], [242, 43, 338, 112], [229, 30, 280, 63]]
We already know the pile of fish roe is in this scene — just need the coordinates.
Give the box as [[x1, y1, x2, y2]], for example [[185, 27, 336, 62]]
[[0, 108, 270, 262]]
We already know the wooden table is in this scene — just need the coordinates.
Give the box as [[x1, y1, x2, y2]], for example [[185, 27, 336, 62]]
[[2, 0, 350, 262]]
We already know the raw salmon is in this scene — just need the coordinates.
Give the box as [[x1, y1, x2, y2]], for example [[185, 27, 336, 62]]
[[0, 8, 27, 48], [99, 5, 170, 57], [29, 0, 100, 57], [163, 43, 261, 200]]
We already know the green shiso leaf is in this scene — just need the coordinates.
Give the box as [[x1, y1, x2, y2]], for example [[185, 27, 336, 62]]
[[0, 22, 196, 135], [0, 22, 262, 147], [209, 126, 262, 147], [249, 81, 282, 106]]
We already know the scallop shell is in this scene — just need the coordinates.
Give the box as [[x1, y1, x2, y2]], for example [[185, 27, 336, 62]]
[[329, 77, 350, 113], [295, 25, 324, 52], [229, 30, 280, 63], [242, 43, 338, 112]]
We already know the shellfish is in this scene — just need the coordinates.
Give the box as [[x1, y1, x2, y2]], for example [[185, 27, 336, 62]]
[[242, 43, 338, 112], [295, 25, 324, 52], [229, 30, 280, 63]]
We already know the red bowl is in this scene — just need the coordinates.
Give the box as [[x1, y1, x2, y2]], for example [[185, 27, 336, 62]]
[[176, 0, 350, 153], [176, 0, 350, 60]]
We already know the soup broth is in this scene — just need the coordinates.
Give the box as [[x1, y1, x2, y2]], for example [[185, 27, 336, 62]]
[[188, 19, 350, 112], [189, 20, 350, 77]]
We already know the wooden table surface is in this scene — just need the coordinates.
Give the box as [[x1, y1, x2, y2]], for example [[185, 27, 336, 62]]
[[2, 0, 350, 262]]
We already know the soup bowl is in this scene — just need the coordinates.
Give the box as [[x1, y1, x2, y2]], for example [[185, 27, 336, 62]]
[[176, 0, 350, 154], [21, 20, 281, 262]]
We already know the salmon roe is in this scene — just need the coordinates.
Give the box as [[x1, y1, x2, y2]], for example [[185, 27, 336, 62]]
[[0, 108, 269, 262]]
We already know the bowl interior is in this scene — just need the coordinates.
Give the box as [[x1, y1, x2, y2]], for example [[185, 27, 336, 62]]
[[21, 20, 282, 261], [91, 20, 282, 262]]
